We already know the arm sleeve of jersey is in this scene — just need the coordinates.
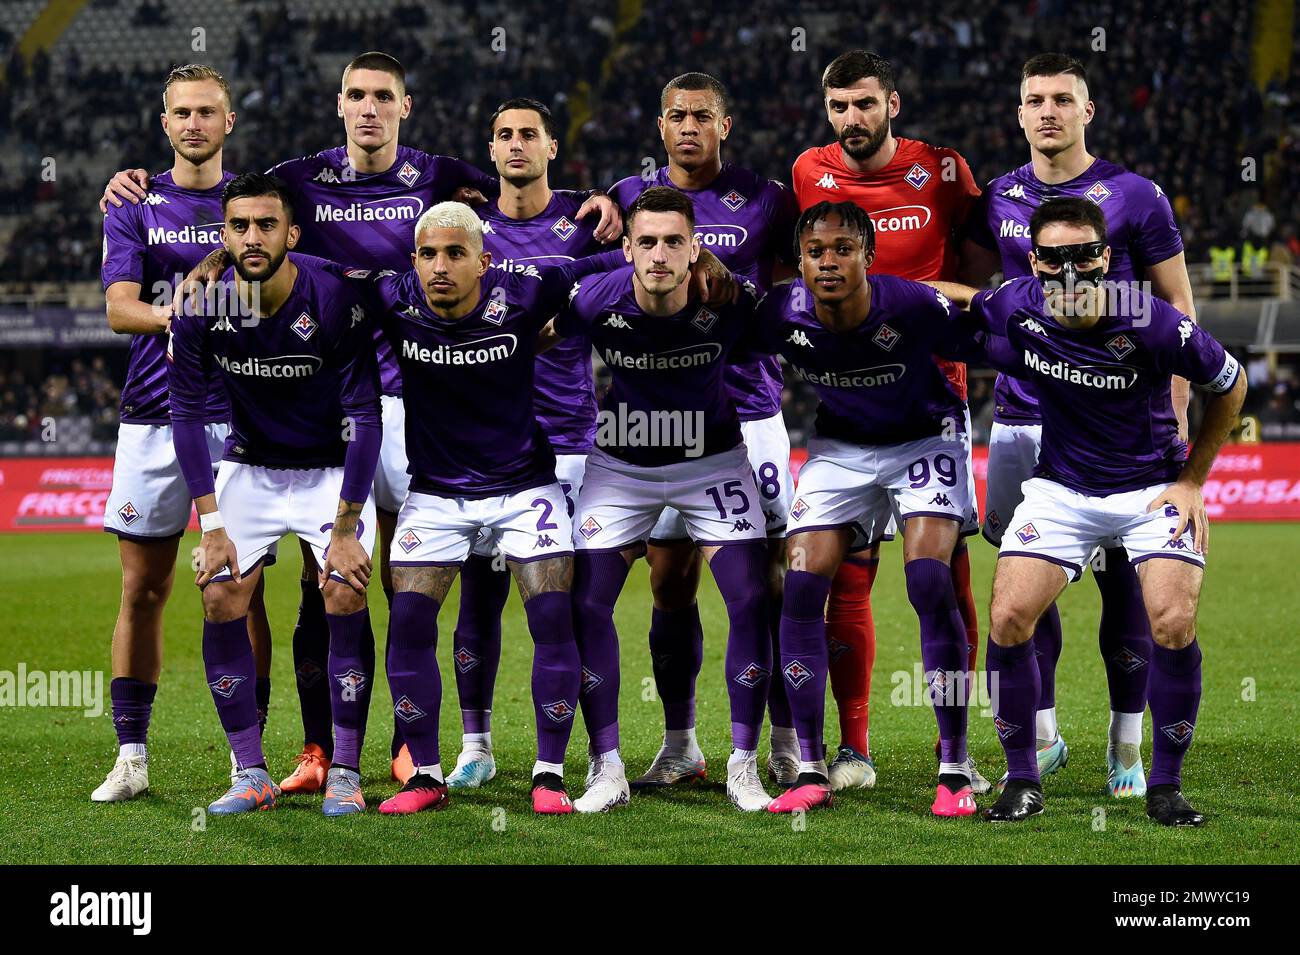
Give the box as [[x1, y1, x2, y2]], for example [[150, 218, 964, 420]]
[[449, 157, 501, 200], [101, 203, 145, 290], [791, 151, 811, 210], [1127, 178, 1185, 268], [730, 289, 780, 362], [766, 181, 801, 266], [1152, 300, 1241, 393], [961, 187, 996, 250], [552, 288, 590, 340], [167, 309, 217, 497], [965, 287, 1020, 373], [335, 293, 383, 503], [535, 252, 622, 318], [607, 176, 640, 211]]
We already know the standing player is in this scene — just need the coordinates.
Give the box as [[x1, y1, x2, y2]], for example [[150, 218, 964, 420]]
[[748, 202, 980, 817], [547, 188, 773, 812], [961, 54, 1198, 798], [443, 98, 607, 790], [607, 73, 802, 788], [168, 173, 382, 816], [962, 198, 1245, 825], [104, 54, 622, 791], [94, 65, 273, 801], [791, 51, 985, 791]]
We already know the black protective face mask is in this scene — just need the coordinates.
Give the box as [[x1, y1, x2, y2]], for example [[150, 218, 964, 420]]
[[1034, 241, 1106, 291]]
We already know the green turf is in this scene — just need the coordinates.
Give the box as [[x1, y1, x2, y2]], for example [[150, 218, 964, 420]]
[[1, 525, 1296, 864]]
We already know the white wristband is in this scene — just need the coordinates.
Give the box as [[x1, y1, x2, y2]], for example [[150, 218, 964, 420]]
[[199, 511, 225, 533]]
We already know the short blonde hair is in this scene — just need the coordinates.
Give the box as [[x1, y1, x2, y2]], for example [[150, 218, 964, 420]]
[[414, 202, 484, 251], [163, 64, 232, 110]]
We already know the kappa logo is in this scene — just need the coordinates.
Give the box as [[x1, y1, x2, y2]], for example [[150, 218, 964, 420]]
[[453, 647, 480, 673], [872, 323, 900, 351], [1019, 317, 1047, 336], [580, 666, 603, 694], [604, 314, 632, 330], [542, 699, 575, 722], [1015, 522, 1040, 544], [143, 193, 170, 205], [692, 307, 718, 333], [535, 534, 559, 549], [1001, 184, 1026, 199], [828, 638, 852, 662], [397, 161, 420, 187], [1161, 719, 1195, 745], [403, 304, 422, 319], [816, 172, 839, 190], [397, 529, 421, 553], [334, 668, 367, 696], [1163, 536, 1190, 551], [1085, 181, 1112, 205], [1111, 647, 1147, 673], [579, 516, 602, 539], [314, 167, 342, 184], [1106, 334, 1135, 360], [291, 312, 317, 341], [783, 659, 813, 689], [790, 497, 810, 521], [993, 715, 1021, 740], [721, 189, 747, 212], [117, 501, 140, 525], [393, 695, 426, 723], [734, 663, 770, 687], [210, 315, 236, 333], [568, 281, 582, 303], [481, 220, 496, 234], [904, 163, 931, 190], [208, 674, 245, 699], [295, 659, 324, 687], [731, 518, 755, 532], [551, 216, 577, 241], [1178, 318, 1194, 346], [929, 493, 953, 507], [483, 299, 508, 325], [350, 304, 365, 328], [787, 329, 813, 348]]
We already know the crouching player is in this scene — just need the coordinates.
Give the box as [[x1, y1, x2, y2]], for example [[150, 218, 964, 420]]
[[747, 201, 980, 817], [961, 198, 1245, 825], [169, 173, 382, 816]]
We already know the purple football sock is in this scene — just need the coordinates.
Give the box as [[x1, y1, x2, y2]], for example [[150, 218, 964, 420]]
[[905, 558, 969, 765], [255, 676, 271, 735], [572, 552, 632, 754], [454, 552, 509, 736], [523, 591, 582, 765], [292, 578, 333, 758], [987, 638, 1041, 783], [780, 569, 833, 763], [709, 541, 771, 751], [1032, 602, 1063, 711], [203, 617, 263, 769], [765, 585, 793, 729], [387, 591, 442, 768], [358, 613, 375, 739], [647, 604, 703, 731], [326, 608, 373, 772], [1096, 548, 1152, 714], [110, 677, 156, 747], [1148, 641, 1202, 788]]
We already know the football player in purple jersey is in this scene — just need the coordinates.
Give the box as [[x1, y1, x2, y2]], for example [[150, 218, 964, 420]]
[[959, 54, 1199, 799], [94, 65, 274, 802]]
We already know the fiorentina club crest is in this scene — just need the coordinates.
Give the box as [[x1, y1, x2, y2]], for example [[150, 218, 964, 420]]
[[1085, 181, 1112, 205], [720, 189, 747, 212], [117, 501, 140, 525], [1112, 647, 1147, 673], [542, 700, 575, 722], [904, 163, 931, 190], [827, 638, 851, 663], [734, 663, 769, 687], [1015, 523, 1040, 544], [1161, 720, 1195, 745], [783, 660, 813, 689], [335, 668, 367, 696], [872, 323, 900, 351], [393, 695, 427, 723], [483, 299, 508, 325], [579, 516, 602, 540], [397, 529, 421, 553], [551, 216, 577, 241], [454, 647, 480, 673], [397, 161, 420, 187], [209, 674, 245, 699], [291, 312, 317, 341], [692, 307, 718, 333], [790, 498, 810, 521], [295, 659, 324, 687], [580, 666, 603, 694], [993, 715, 1020, 740], [1106, 334, 1135, 360]]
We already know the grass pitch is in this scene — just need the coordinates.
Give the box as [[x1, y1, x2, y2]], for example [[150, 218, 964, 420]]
[[1, 525, 1296, 864]]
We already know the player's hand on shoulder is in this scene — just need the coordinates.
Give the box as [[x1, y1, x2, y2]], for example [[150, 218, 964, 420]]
[[172, 248, 233, 316], [452, 186, 488, 207], [576, 193, 624, 244], [100, 168, 151, 212], [690, 248, 739, 306], [1147, 479, 1208, 556], [195, 529, 239, 587]]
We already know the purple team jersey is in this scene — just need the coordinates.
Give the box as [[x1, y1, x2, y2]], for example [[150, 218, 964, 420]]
[[967, 158, 1184, 423], [101, 170, 232, 424], [168, 254, 381, 498], [478, 190, 602, 454], [270, 145, 499, 397], [556, 267, 761, 467], [971, 276, 1239, 495], [749, 275, 969, 446], [609, 162, 798, 421]]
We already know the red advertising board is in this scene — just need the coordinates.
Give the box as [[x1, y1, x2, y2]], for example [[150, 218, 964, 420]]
[[2, 445, 1298, 533]]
